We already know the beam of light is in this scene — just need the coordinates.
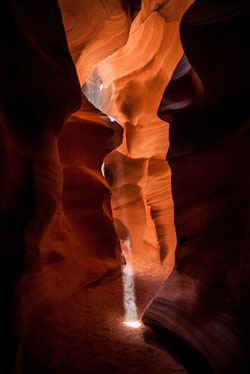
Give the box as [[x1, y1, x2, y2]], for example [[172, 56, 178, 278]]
[[100, 83, 103, 91], [122, 263, 137, 319], [121, 236, 141, 328]]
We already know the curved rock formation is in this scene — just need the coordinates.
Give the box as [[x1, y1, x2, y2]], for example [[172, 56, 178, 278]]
[[1, 1, 124, 372], [57, 95, 123, 264], [14, 96, 124, 368], [1, 0, 249, 373], [0, 1, 81, 371], [142, 2, 250, 373], [98, 0, 194, 268], [58, 0, 133, 85]]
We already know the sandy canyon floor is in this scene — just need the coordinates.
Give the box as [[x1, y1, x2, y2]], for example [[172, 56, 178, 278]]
[[17, 240, 188, 374]]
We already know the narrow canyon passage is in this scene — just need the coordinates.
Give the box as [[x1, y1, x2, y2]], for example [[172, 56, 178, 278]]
[[1, 1, 249, 373]]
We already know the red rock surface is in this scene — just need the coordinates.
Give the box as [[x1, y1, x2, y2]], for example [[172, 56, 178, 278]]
[[0, 1, 249, 373], [143, 2, 250, 373], [0, 1, 81, 371]]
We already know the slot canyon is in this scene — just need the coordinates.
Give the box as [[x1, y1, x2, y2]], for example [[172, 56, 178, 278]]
[[0, 0, 249, 373]]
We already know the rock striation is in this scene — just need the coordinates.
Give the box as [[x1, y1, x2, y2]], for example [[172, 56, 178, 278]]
[[97, 0, 194, 267], [1, 1, 124, 371], [142, 1, 250, 373], [1, 0, 249, 373]]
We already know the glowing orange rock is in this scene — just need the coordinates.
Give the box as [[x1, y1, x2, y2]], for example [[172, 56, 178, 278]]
[[97, 0, 194, 267], [58, 0, 132, 85]]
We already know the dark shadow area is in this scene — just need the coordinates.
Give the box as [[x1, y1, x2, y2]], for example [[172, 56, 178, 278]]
[[149, 2, 250, 373], [143, 326, 213, 374]]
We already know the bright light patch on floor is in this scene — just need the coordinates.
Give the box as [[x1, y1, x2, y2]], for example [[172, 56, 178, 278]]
[[121, 236, 141, 328], [123, 321, 141, 328]]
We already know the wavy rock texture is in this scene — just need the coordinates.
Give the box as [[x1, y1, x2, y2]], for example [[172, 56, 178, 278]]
[[0, 1, 82, 371], [1, 0, 249, 373], [58, 95, 123, 263], [97, 0, 194, 268], [1, 1, 125, 372], [142, 1, 250, 373], [58, 0, 133, 85], [14, 94, 124, 372]]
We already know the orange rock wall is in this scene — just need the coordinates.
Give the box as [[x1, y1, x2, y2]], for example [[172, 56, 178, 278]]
[[1, 1, 249, 373], [98, 0, 193, 267], [59, 0, 193, 267]]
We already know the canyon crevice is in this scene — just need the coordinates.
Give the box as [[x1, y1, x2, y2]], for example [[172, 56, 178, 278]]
[[0, 1, 249, 373]]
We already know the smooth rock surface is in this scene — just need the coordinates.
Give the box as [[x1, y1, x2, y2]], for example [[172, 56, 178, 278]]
[[143, 2, 250, 373]]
